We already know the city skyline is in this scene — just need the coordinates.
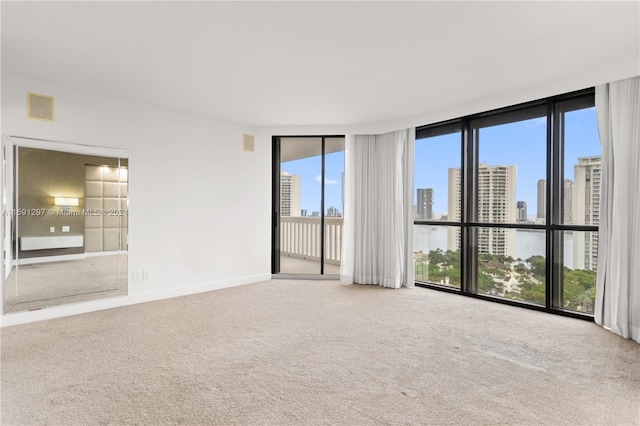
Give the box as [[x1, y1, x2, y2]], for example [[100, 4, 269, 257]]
[[281, 108, 600, 220], [414, 107, 601, 215], [280, 150, 344, 216]]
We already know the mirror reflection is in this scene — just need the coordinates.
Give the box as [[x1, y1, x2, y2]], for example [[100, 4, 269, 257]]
[[2, 137, 128, 314]]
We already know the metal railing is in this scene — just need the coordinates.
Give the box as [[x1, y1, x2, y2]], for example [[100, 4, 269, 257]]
[[280, 216, 343, 265]]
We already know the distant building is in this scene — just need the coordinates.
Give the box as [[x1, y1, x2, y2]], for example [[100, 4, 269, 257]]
[[448, 163, 517, 257], [516, 201, 528, 222], [573, 156, 601, 271], [447, 168, 463, 252], [537, 179, 546, 221], [280, 171, 301, 217], [310, 211, 320, 217], [416, 188, 434, 220], [563, 179, 573, 224], [326, 206, 341, 217], [300, 209, 307, 217]]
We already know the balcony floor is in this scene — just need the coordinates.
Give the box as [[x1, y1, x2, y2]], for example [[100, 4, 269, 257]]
[[279, 255, 340, 275]]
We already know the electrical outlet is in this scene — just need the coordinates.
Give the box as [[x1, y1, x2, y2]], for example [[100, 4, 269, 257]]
[[142, 270, 150, 280], [62, 226, 70, 232], [50, 227, 55, 233]]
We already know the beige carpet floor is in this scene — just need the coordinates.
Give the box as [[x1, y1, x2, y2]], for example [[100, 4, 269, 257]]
[[279, 256, 340, 275], [1, 279, 639, 425]]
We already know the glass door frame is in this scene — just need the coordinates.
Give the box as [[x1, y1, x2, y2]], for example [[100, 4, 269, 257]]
[[271, 135, 344, 277]]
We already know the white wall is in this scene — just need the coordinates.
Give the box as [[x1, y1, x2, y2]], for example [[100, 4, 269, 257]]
[[1, 73, 271, 326], [2, 56, 636, 326]]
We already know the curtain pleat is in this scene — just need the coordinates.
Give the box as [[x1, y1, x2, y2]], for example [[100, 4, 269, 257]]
[[340, 129, 414, 288], [595, 76, 640, 343]]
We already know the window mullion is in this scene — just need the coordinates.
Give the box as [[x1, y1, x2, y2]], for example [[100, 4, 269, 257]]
[[462, 118, 478, 294]]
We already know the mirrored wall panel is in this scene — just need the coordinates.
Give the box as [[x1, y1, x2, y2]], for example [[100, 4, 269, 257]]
[[2, 136, 129, 314]]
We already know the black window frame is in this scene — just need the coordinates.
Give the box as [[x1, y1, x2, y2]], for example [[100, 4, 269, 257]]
[[414, 88, 598, 321]]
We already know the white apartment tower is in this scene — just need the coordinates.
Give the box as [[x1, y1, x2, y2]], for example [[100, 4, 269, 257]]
[[280, 171, 301, 217], [564, 179, 573, 224], [448, 163, 517, 257], [447, 168, 462, 252], [537, 179, 546, 221], [572, 156, 601, 270]]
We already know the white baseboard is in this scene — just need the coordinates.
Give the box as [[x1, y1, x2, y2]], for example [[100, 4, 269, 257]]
[[85, 251, 127, 258], [0, 273, 271, 327], [16, 253, 87, 265], [15, 251, 128, 266]]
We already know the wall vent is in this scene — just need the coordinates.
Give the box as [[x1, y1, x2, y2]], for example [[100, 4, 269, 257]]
[[243, 134, 255, 152], [27, 92, 55, 121]]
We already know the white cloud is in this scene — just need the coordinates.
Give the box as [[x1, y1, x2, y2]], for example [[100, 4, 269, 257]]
[[316, 174, 339, 185]]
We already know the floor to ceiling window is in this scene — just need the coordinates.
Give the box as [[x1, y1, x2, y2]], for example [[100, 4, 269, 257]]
[[414, 89, 600, 317], [414, 123, 462, 289], [272, 136, 345, 276]]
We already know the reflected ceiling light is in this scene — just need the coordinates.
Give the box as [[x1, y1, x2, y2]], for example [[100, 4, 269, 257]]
[[54, 197, 79, 207]]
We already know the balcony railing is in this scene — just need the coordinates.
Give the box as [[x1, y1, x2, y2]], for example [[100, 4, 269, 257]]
[[280, 216, 343, 265]]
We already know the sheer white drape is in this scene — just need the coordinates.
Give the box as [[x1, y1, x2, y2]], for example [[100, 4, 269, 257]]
[[595, 76, 640, 343], [340, 129, 414, 289]]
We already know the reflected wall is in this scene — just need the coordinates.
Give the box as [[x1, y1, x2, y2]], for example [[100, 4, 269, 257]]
[[2, 136, 129, 314]]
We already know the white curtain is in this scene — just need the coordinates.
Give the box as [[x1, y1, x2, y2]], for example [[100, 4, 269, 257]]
[[340, 129, 414, 289], [595, 76, 640, 343]]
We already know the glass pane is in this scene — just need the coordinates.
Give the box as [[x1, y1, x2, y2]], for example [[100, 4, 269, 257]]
[[473, 226, 546, 305], [475, 114, 547, 224], [279, 138, 322, 274], [562, 106, 601, 226], [324, 137, 345, 274], [414, 131, 461, 222], [414, 224, 461, 289], [6, 145, 128, 314], [560, 230, 597, 314]]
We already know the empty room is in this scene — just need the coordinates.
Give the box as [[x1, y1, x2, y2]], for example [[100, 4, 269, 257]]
[[1, 1, 639, 425]]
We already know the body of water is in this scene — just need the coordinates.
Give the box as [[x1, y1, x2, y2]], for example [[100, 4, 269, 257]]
[[414, 225, 575, 269]]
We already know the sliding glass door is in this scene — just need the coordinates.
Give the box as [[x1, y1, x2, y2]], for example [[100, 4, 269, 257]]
[[272, 136, 345, 275]]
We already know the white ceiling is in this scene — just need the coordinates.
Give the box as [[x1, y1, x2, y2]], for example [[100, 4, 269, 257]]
[[2, 1, 639, 128]]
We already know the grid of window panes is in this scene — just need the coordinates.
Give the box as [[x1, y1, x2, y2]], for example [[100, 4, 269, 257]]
[[414, 90, 599, 316], [414, 124, 462, 289], [471, 107, 548, 305], [557, 100, 600, 313]]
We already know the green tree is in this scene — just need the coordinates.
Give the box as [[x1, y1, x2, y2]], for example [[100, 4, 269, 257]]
[[564, 268, 597, 311], [527, 255, 546, 280]]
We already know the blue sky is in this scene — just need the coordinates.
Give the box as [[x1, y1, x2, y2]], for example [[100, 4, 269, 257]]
[[281, 107, 600, 216], [282, 150, 344, 215], [415, 107, 601, 214]]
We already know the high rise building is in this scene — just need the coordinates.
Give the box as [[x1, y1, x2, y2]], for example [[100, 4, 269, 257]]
[[448, 163, 517, 257], [280, 171, 301, 217], [327, 206, 340, 217], [573, 156, 601, 270], [516, 201, 527, 222], [447, 168, 463, 252], [416, 188, 434, 220], [537, 179, 546, 221], [563, 179, 573, 224]]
